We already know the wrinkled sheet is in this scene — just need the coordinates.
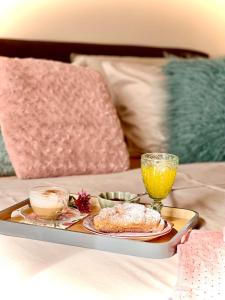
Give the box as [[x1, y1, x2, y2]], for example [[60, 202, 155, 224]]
[[0, 162, 224, 300]]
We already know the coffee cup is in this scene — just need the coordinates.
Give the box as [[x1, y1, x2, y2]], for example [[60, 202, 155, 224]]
[[29, 186, 69, 220]]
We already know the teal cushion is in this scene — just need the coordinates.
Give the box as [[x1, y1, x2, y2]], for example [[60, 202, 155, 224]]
[[164, 58, 225, 163], [0, 130, 15, 176]]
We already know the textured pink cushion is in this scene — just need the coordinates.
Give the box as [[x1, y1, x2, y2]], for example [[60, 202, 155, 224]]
[[0, 57, 129, 179]]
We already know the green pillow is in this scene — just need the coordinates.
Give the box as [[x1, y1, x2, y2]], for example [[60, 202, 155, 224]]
[[164, 58, 225, 163], [0, 130, 15, 176]]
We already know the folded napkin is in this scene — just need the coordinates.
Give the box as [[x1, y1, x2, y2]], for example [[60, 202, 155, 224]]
[[175, 229, 225, 299]]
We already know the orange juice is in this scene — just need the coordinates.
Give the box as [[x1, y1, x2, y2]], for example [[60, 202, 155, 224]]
[[141, 165, 177, 200]]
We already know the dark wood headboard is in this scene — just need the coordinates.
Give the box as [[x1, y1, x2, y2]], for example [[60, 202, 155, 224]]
[[0, 38, 209, 62]]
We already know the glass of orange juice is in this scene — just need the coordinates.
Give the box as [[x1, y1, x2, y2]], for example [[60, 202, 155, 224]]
[[141, 153, 179, 213]]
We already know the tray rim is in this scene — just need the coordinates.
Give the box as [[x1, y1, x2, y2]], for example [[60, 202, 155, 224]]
[[0, 199, 199, 259]]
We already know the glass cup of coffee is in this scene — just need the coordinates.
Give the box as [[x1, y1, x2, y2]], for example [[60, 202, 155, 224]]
[[29, 186, 70, 220]]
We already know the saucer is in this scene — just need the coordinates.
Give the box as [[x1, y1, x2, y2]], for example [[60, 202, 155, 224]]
[[14, 206, 88, 229], [83, 215, 173, 241]]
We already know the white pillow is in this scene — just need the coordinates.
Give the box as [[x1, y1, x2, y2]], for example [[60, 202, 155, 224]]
[[71, 53, 167, 72], [72, 58, 168, 157]]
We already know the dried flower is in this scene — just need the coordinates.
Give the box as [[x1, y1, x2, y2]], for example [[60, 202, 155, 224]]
[[74, 190, 91, 213]]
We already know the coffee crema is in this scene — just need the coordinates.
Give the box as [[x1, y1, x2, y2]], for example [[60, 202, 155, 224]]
[[42, 189, 66, 197]]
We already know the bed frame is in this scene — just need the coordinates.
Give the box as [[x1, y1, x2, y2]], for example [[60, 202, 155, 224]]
[[0, 38, 209, 62]]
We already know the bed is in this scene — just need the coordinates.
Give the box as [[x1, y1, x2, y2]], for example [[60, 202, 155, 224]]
[[0, 39, 224, 299]]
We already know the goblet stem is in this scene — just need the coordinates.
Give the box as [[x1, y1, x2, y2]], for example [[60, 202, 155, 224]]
[[151, 199, 163, 213]]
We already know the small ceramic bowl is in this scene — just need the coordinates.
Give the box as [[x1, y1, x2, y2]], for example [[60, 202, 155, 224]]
[[97, 191, 140, 208]]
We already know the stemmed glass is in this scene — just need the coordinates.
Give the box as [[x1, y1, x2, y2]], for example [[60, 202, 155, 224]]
[[141, 153, 179, 213]]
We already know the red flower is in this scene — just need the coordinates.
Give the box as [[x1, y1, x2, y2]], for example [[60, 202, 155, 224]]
[[75, 190, 91, 213]]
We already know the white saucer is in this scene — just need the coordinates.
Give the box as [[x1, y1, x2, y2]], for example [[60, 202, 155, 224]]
[[15, 206, 87, 229]]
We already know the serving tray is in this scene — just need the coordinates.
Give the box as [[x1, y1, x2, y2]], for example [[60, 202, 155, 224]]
[[0, 199, 199, 259]]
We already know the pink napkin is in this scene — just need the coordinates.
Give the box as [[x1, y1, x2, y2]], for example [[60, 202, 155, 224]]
[[175, 229, 225, 299]]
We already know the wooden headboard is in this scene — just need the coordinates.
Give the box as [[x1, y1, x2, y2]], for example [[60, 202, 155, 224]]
[[0, 38, 209, 62]]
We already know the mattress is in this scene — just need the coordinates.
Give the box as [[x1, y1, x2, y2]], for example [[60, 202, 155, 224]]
[[0, 162, 224, 299]]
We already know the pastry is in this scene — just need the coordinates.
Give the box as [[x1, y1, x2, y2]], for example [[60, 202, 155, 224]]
[[93, 203, 164, 233]]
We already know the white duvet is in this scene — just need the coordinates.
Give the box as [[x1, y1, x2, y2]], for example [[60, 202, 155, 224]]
[[0, 162, 224, 300]]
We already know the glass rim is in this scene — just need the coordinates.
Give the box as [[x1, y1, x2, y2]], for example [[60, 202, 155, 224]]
[[141, 152, 179, 163]]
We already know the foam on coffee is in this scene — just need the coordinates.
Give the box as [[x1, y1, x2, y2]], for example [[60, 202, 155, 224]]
[[30, 188, 68, 208]]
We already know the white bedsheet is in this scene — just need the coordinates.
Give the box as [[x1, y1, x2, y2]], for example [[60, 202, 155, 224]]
[[0, 162, 224, 300]]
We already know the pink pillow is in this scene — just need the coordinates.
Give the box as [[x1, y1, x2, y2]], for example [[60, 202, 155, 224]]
[[0, 57, 129, 179]]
